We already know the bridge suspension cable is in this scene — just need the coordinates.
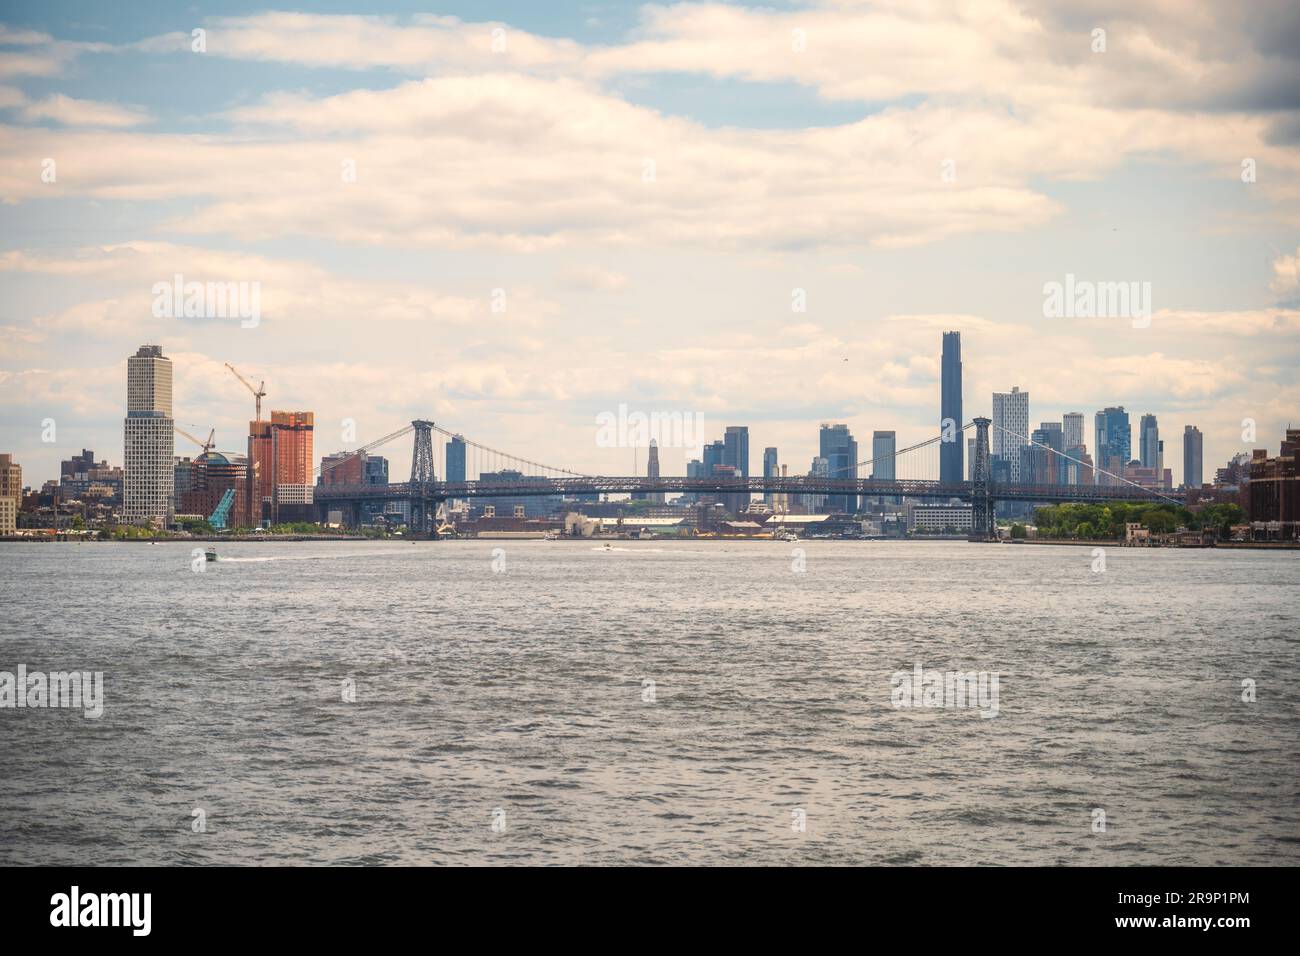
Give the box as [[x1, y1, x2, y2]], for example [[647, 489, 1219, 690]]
[[315, 423, 415, 482], [991, 422, 1182, 505], [424, 421, 589, 478], [825, 421, 976, 480]]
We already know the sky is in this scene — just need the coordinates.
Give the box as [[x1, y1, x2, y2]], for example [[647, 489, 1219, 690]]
[[1, 0, 1298, 488]]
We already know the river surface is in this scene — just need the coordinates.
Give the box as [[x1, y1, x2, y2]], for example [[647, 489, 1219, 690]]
[[1, 539, 1297, 865]]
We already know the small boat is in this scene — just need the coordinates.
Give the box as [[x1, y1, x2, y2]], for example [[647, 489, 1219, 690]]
[[204, 547, 218, 562]]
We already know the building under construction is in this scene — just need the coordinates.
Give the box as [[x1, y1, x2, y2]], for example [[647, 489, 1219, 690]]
[[247, 411, 314, 526]]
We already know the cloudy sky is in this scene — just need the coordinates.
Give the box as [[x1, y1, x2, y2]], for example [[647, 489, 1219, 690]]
[[2, 0, 1298, 487]]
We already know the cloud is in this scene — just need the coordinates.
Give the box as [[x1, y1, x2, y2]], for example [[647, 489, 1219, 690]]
[[1268, 246, 1300, 302], [17, 93, 150, 128]]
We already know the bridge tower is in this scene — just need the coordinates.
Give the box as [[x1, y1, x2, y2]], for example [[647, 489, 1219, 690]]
[[970, 416, 996, 540], [410, 420, 435, 483], [410, 420, 436, 534]]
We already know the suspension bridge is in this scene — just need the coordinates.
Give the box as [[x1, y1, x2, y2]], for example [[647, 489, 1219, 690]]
[[312, 417, 1184, 538]]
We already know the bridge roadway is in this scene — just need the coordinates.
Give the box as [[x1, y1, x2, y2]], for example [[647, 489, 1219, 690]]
[[315, 476, 1183, 506]]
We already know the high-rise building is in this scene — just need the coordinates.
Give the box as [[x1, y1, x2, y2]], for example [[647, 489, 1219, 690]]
[[1140, 414, 1161, 471], [871, 430, 898, 506], [762, 446, 778, 504], [0, 453, 21, 535], [819, 423, 857, 513], [940, 331, 963, 483], [722, 426, 750, 513], [1062, 412, 1086, 484], [992, 387, 1030, 483], [248, 410, 314, 525], [870, 431, 896, 481], [1094, 407, 1131, 485], [0, 453, 21, 500], [1184, 425, 1204, 489], [446, 435, 466, 484], [805, 455, 829, 512], [123, 345, 175, 525], [1062, 412, 1084, 451], [646, 438, 664, 503]]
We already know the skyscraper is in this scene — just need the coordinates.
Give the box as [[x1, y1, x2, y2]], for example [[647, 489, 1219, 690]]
[[646, 438, 663, 503], [1184, 425, 1204, 489], [940, 331, 963, 483], [123, 345, 175, 525], [870, 431, 896, 481], [762, 446, 778, 504], [819, 423, 858, 514], [446, 435, 466, 484], [722, 426, 750, 514], [1062, 412, 1084, 451], [1139, 414, 1161, 471], [992, 387, 1030, 483], [1062, 412, 1086, 484], [1094, 407, 1131, 484]]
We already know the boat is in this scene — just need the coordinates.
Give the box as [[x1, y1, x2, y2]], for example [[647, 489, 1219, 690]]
[[204, 547, 218, 562]]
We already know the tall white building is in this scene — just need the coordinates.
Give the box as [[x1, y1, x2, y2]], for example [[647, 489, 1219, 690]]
[[123, 345, 175, 525], [992, 386, 1030, 483]]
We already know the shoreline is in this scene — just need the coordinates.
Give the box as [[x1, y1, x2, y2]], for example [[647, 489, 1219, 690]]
[[4, 534, 1296, 550]]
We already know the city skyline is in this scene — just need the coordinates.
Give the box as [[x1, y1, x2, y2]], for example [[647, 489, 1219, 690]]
[[1, 1, 1298, 489]]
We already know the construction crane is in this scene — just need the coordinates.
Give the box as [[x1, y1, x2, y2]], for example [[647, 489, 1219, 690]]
[[224, 363, 266, 421], [175, 425, 216, 456]]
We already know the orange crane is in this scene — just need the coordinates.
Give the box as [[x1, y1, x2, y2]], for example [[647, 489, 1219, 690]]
[[175, 425, 216, 455], [224, 363, 266, 421]]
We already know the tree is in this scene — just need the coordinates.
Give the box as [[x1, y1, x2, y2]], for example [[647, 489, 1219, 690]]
[[1010, 523, 1027, 539]]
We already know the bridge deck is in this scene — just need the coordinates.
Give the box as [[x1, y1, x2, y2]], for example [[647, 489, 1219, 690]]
[[315, 476, 1182, 505]]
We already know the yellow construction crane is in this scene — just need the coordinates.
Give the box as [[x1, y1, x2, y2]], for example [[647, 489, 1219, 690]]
[[175, 425, 216, 455], [224, 363, 266, 421]]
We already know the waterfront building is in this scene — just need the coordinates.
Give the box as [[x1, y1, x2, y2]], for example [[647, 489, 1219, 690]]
[[123, 345, 175, 526], [1247, 429, 1299, 540], [0, 453, 19, 534], [0, 494, 15, 535], [940, 331, 963, 483], [248, 410, 314, 526], [1183, 425, 1204, 490], [992, 387, 1030, 483], [908, 502, 973, 533]]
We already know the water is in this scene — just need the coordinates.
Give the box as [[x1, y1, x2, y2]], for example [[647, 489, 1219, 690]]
[[1, 539, 1297, 865]]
